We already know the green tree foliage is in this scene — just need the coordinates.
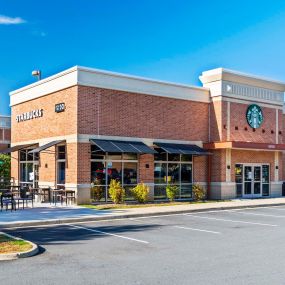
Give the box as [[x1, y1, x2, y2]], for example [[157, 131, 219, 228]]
[[0, 154, 11, 178]]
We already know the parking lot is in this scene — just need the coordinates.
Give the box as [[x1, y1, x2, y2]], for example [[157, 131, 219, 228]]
[[2, 205, 285, 285]]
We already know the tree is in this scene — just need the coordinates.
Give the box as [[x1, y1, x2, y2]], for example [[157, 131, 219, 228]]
[[0, 154, 11, 178]]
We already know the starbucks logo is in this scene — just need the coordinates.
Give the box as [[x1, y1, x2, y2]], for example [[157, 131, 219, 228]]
[[246, 104, 263, 129]]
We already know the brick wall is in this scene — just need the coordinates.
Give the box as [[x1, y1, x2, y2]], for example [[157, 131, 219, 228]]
[[138, 154, 154, 183], [230, 150, 276, 182], [11, 150, 18, 182], [229, 102, 282, 144], [38, 146, 56, 186], [77, 86, 209, 142], [77, 143, 91, 184], [11, 86, 78, 143], [193, 155, 208, 182], [210, 149, 226, 182]]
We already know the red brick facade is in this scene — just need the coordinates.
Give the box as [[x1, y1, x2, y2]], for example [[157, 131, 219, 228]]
[[8, 66, 285, 202]]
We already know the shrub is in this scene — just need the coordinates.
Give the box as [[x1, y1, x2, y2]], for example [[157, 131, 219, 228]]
[[131, 183, 149, 203], [0, 154, 11, 178], [192, 184, 205, 201], [91, 178, 104, 202], [108, 179, 125, 204], [166, 184, 179, 202]]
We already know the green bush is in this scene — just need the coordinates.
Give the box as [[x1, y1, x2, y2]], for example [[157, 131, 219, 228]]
[[108, 179, 125, 204], [166, 184, 179, 201], [192, 184, 205, 201], [0, 154, 11, 178], [131, 183, 149, 203], [91, 178, 104, 202]]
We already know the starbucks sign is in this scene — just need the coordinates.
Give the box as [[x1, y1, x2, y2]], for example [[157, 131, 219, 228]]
[[246, 104, 263, 129]]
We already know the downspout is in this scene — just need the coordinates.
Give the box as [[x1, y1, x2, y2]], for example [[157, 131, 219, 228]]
[[207, 102, 211, 199]]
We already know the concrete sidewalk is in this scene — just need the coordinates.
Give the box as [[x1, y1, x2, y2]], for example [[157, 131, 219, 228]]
[[1, 198, 285, 229]]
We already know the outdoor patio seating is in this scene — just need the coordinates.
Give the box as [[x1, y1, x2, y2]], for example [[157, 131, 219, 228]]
[[0, 193, 16, 211], [51, 188, 65, 206], [61, 190, 76, 205], [13, 187, 34, 210], [38, 186, 52, 202]]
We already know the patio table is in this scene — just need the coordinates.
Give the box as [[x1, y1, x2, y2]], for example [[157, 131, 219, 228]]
[[51, 189, 64, 206], [61, 190, 76, 205], [39, 187, 52, 203]]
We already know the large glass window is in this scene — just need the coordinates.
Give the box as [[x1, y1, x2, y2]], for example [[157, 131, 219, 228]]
[[57, 145, 66, 186], [154, 152, 193, 200], [90, 146, 138, 202], [19, 149, 39, 187]]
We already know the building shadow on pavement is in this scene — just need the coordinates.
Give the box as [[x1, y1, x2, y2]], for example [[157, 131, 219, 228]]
[[5, 223, 162, 246]]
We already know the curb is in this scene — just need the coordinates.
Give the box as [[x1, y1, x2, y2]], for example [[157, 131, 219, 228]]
[[1, 201, 285, 229], [0, 232, 39, 261]]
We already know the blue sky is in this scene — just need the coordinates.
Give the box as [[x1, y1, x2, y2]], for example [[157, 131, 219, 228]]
[[1, 0, 285, 115]]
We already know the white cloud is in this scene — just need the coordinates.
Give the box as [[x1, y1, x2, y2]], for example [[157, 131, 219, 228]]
[[0, 15, 26, 25]]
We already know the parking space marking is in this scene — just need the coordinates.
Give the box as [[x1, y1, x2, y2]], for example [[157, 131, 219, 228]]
[[226, 210, 285, 218], [70, 225, 149, 244], [185, 214, 278, 227], [174, 226, 221, 234]]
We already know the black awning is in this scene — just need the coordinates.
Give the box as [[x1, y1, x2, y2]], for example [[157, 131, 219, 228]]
[[154, 142, 211, 155], [90, 139, 157, 154], [0, 144, 38, 154], [28, 140, 66, 153]]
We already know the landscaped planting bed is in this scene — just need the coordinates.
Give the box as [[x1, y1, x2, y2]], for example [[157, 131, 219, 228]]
[[0, 234, 32, 254]]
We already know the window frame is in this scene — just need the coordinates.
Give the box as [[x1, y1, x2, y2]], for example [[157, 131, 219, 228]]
[[90, 152, 138, 201], [154, 153, 193, 200]]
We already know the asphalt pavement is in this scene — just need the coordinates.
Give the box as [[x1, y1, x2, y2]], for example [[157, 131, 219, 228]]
[[2, 205, 285, 285]]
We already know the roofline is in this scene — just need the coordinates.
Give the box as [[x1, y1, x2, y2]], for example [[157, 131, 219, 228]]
[[201, 67, 285, 87], [10, 65, 208, 96]]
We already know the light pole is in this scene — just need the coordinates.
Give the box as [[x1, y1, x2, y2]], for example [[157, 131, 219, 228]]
[[32, 70, 41, 81]]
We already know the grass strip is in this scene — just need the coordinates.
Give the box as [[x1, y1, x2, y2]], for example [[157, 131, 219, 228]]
[[0, 234, 32, 254], [81, 200, 230, 210]]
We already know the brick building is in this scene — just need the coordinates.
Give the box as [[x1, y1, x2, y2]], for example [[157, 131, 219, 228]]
[[3, 66, 285, 203], [0, 115, 11, 151]]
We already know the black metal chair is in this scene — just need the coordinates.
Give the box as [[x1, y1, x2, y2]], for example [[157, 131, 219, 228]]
[[1, 193, 16, 211], [13, 187, 34, 209]]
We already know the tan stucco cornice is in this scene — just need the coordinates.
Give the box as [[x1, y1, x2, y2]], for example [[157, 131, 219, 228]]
[[199, 68, 285, 92], [10, 66, 210, 106]]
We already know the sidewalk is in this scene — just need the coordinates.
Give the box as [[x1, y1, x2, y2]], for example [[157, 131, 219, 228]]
[[1, 198, 285, 229]]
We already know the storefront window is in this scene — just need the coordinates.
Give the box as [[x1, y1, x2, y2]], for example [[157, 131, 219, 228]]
[[154, 163, 167, 184], [90, 152, 138, 202], [154, 154, 193, 200], [19, 149, 39, 187], [57, 145, 66, 186], [235, 164, 243, 197], [91, 161, 106, 185], [57, 162, 66, 185], [123, 162, 137, 185]]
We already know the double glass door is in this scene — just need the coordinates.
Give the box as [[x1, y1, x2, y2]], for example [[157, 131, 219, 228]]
[[235, 164, 270, 198], [244, 166, 261, 198]]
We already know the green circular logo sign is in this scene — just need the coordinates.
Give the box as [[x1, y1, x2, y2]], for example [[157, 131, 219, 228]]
[[246, 104, 263, 129]]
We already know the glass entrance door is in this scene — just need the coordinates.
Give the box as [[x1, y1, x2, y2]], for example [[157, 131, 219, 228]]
[[243, 165, 262, 198]]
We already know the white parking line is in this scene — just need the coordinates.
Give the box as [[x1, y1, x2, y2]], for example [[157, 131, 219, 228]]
[[185, 214, 278, 227], [226, 210, 285, 218], [174, 226, 221, 234], [261, 206, 285, 211], [70, 225, 149, 244]]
